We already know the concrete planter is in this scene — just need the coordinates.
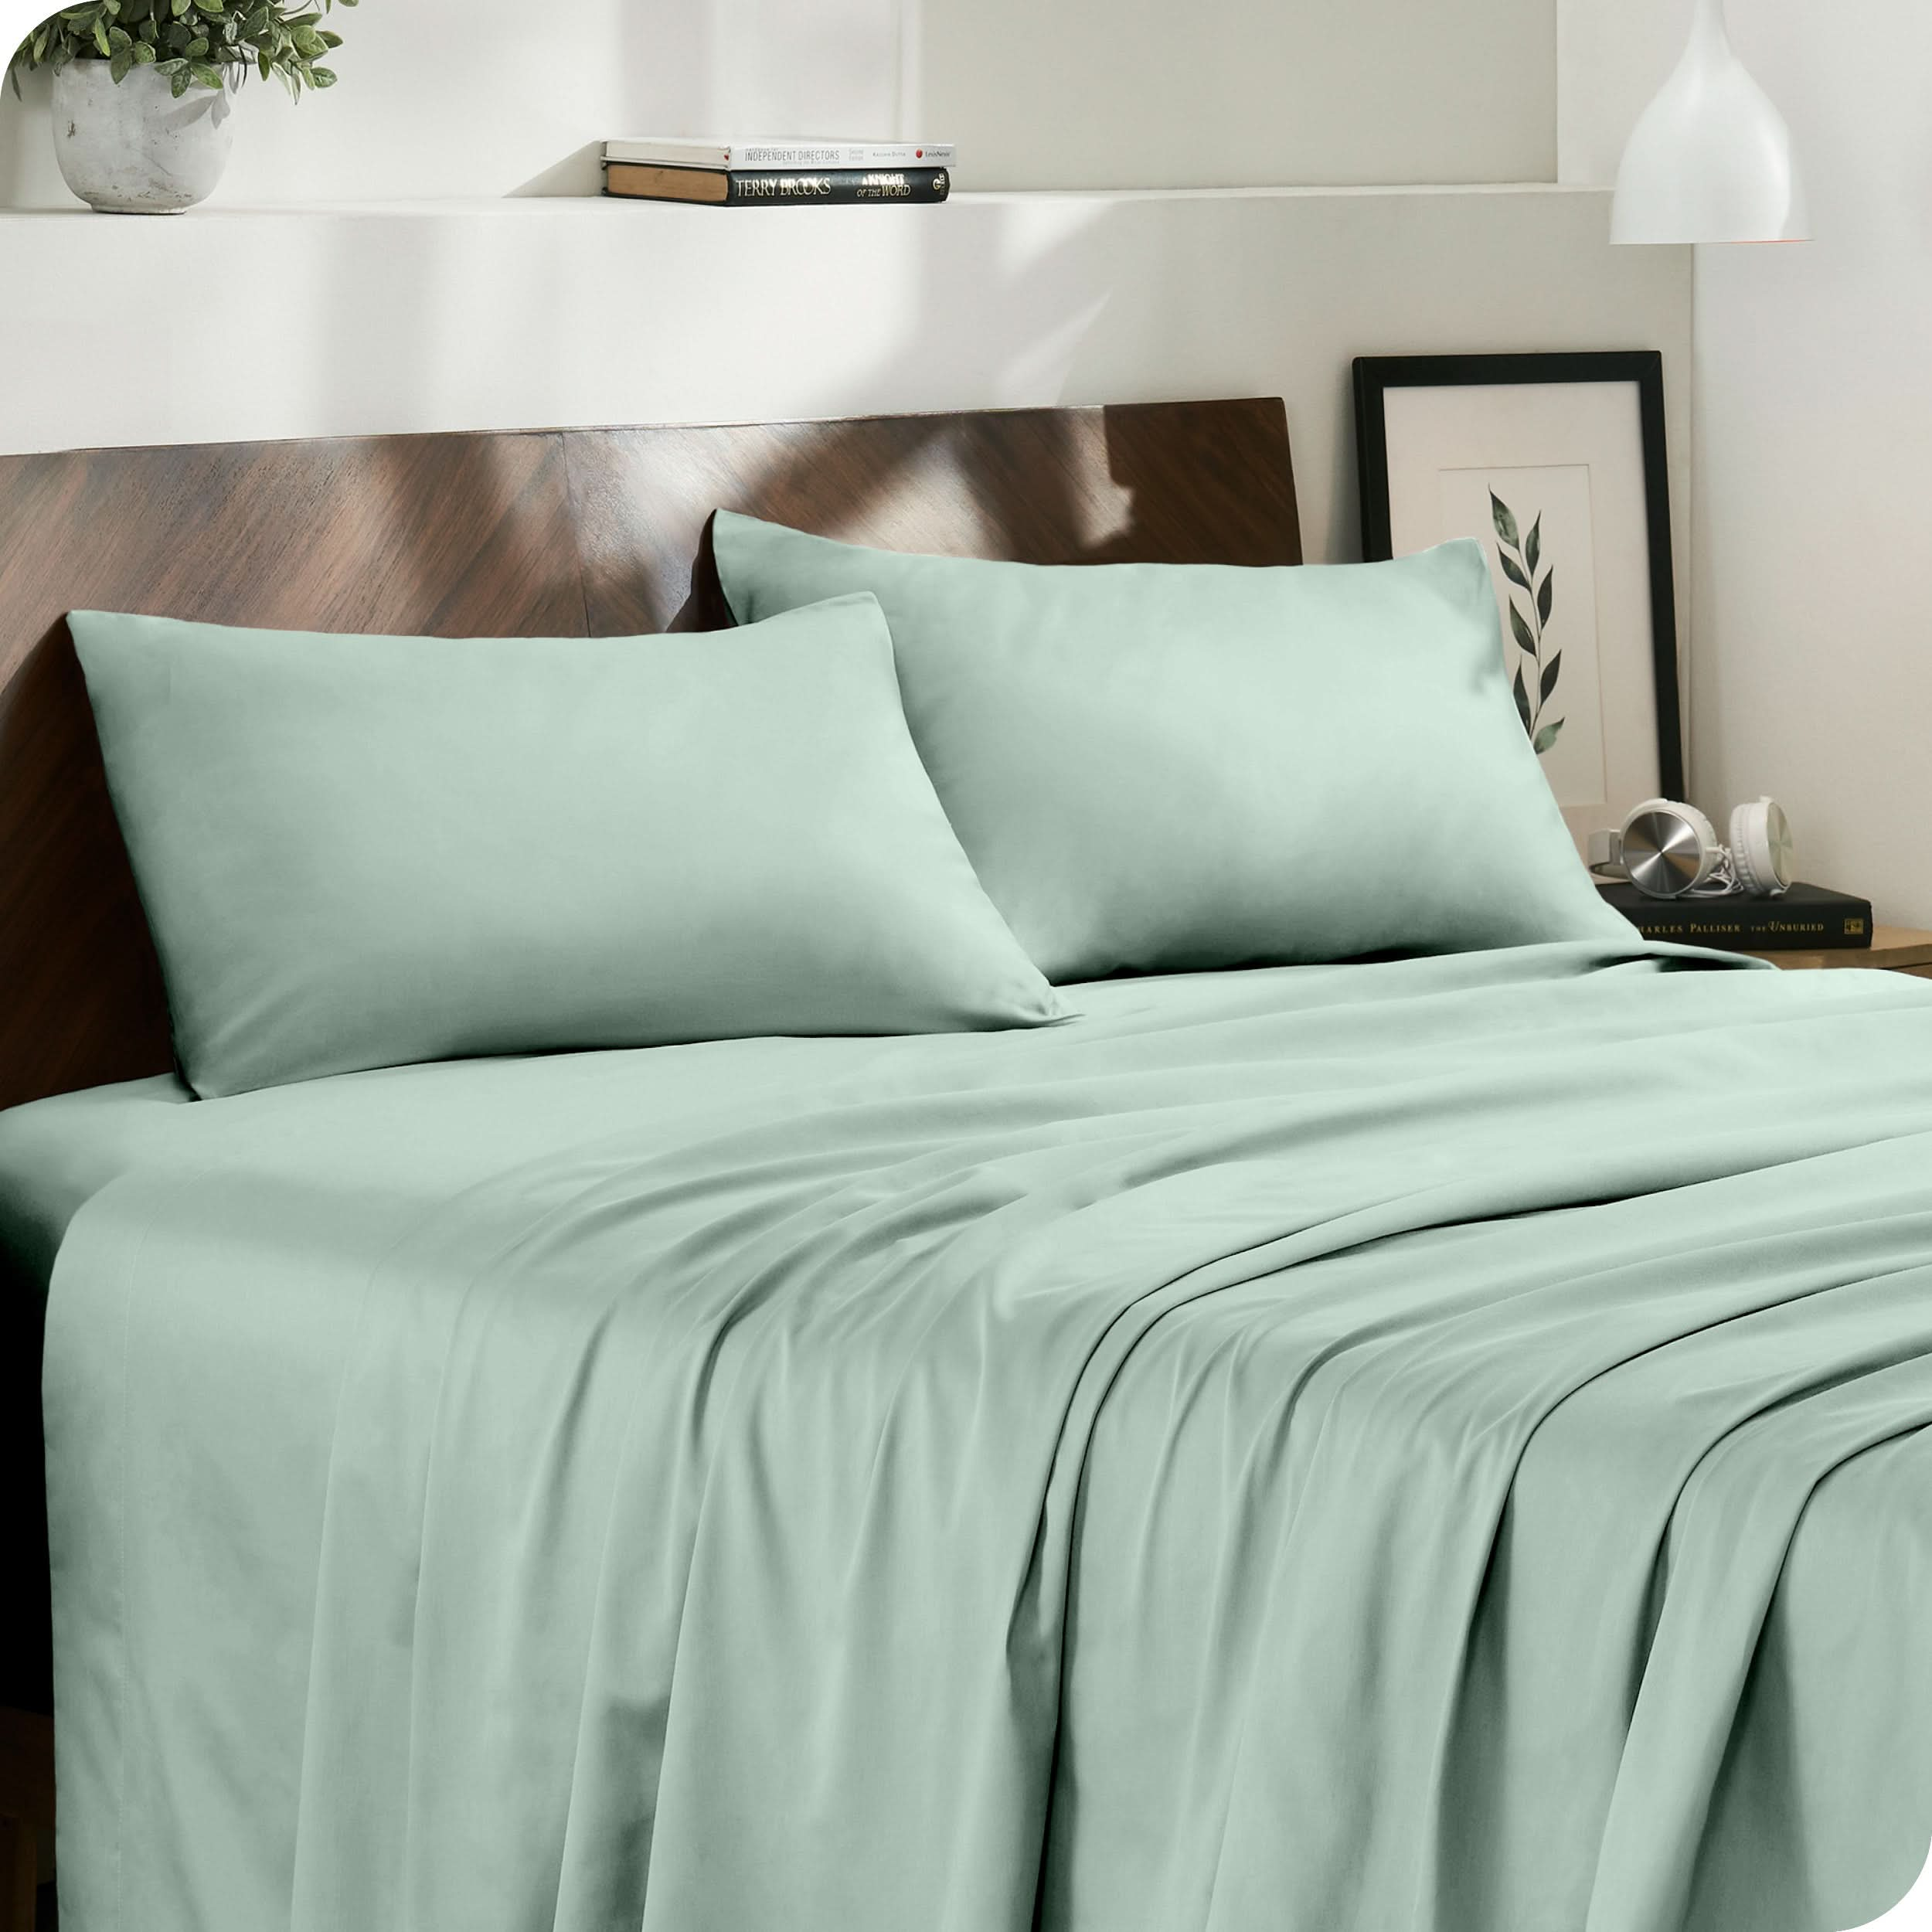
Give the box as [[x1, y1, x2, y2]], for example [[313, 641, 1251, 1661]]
[[52, 61, 236, 214]]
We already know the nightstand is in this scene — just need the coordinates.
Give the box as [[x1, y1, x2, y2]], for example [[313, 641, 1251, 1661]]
[[1745, 927, 1932, 976], [0, 1707, 52, 1932]]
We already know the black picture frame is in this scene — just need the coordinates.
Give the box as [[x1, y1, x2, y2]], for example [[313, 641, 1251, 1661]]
[[1352, 350, 1684, 801]]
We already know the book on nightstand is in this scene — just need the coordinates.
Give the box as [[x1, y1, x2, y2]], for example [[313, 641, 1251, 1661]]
[[1595, 880, 1874, 951], [604, 160, 951, 207], [605, 137, 954, 169]]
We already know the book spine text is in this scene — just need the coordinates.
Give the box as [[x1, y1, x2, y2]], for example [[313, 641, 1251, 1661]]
[[723, 168, 950, 205]]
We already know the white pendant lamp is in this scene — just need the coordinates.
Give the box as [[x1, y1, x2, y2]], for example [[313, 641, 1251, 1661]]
[[1612, 0, 1808, 244]]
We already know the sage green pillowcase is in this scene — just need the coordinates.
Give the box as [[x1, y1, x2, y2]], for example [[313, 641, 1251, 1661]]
[[713, 514, 1629, 982], [70, 596, 1065, 1099]]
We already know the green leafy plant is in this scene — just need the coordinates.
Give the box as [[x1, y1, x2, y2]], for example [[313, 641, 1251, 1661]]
[[9, 0, 355, 101], [1492, 489, 1563, 757]]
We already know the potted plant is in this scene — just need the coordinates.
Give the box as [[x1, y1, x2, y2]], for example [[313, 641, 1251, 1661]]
[[8, 0, 356, 214]]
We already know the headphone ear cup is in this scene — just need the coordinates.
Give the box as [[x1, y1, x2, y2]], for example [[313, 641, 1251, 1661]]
[[1621, 800, 1723, 897], [1729, 798, 1793, 896]]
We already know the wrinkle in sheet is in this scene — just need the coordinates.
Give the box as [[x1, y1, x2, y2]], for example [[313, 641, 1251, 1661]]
[[39, 944, 1932, 1932]]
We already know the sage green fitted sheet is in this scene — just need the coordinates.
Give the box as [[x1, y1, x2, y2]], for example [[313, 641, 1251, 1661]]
[[0, 1075, 189, 1289], [28, 944, 1932, 1932]]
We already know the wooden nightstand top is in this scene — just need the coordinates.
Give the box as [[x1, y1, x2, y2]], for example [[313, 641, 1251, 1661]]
[[1747, 927, 1932, 974]]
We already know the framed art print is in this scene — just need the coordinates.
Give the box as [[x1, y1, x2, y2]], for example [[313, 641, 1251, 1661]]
[[1353, 351, 1684, 855]]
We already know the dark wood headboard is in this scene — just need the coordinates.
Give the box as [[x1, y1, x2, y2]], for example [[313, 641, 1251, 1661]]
[[0, 398, 1300, 1113]]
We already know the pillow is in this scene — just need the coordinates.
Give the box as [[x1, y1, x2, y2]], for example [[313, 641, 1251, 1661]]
[[70, 595, 1065, 1098], [713, 514, 1630, 982]]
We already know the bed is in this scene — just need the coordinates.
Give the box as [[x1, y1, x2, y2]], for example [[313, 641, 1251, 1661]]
[[3, 400, 1931, 1932]]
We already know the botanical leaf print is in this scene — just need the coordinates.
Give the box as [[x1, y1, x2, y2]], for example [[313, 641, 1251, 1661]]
[[1489, 491, 1521, 550], [1492, 490, 1563, 757]]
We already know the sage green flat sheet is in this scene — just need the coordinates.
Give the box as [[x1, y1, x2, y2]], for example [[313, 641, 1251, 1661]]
[[30, 943, 1932, 1932]]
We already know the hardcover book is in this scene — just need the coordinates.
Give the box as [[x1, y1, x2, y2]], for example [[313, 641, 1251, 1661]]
[[604, 137, 955, 169], [1595, 879, 1873, 951], [604, 162, 951, 208]]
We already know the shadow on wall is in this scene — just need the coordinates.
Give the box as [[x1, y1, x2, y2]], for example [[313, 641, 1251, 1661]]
[[0, 65, 69, 208], [510, 143, 604, 198], [678, 205, 1135, 583], [549, 200, 1303, 629], [513, 0, 906, 196], [0, 0, 903, 204], [270, 175, 1325, 573], [329, 189, 1270, 630]]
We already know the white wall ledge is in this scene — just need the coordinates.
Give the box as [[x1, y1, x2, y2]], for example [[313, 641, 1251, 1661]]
[[0, 182, 1611, 223]]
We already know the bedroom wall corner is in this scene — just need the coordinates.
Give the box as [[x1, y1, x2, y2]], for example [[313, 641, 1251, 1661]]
[[1560, 0, 1932, 927]]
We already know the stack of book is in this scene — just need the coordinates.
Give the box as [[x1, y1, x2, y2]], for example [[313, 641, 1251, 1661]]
[[1595, 880, 1874, 951], [603, 138, 954, 209]]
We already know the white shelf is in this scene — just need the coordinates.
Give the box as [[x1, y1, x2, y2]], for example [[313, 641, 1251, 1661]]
[[957, 182, 1604, 203], [0, 182, 1608, 223]]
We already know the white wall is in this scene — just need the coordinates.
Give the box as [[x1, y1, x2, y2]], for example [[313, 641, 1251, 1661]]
[[1556, 0, 1679, 187], [0, 0, 1555, 206], [0, 0, 744, 206], [1560, 0, 1932, 926], [0, 188, 1687, 573], [0, 10, 1694, 725], [917, 0, 1556, 189]]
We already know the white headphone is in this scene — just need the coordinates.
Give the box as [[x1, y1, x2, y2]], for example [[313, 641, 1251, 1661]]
[[1589, 797, 1794, 900]]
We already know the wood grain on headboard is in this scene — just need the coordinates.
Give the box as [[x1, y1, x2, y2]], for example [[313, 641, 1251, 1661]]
[[0, 398, 1299, 1113]]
